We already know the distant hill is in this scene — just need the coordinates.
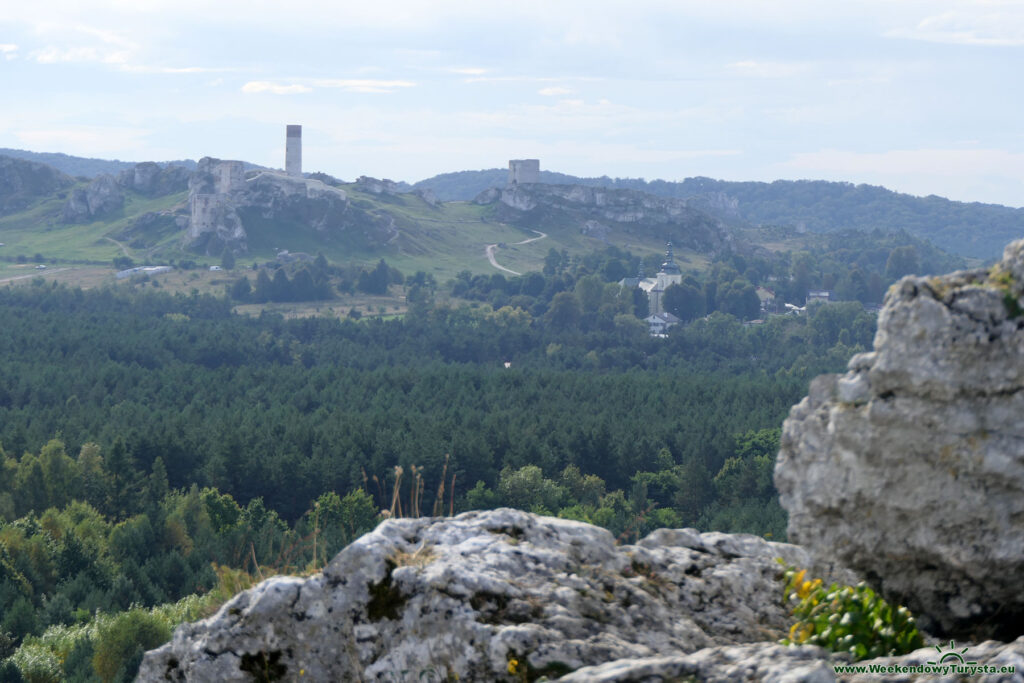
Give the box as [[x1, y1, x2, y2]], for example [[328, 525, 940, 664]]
[[0, 151, 974, 282], [413, 170, 1024, 260], [0, 155, 74, 215], [0, 149, 197, 179]]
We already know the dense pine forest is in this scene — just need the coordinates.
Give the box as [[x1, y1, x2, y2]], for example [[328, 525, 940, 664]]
[[0, 261, 878, 680]]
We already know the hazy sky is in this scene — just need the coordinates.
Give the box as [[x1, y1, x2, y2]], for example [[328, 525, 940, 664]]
[[2, 0, 1023, 206]]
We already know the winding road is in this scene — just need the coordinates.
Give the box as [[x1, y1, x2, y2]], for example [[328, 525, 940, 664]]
[[485, 230, 547, 276], [104, 236, 131, 258], [0, 268, 73, 284]]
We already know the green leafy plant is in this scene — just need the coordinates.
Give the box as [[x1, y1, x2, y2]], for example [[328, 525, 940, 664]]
[[779, 563, 923, 660]]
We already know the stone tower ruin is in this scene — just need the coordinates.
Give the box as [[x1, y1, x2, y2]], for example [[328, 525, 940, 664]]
[[507, 159, 540, 186], [286, 125, 302, 177]]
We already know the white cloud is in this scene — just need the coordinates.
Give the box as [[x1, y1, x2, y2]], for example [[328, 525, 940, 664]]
[[311, 79, 416, 93], [26, 23, 138, 65], [887, 8, 1024, 46], [0, 44, 17, 59], [538, 87, 574, 96], [15, 125, 150, 155], [464, 75, 595, 84], [121, 65, 237, 74], [31, 45, 130, 64], [241, 81, 313, 95], [727, 60, 811, 79]]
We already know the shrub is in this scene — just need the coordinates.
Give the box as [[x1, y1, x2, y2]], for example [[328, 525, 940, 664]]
[[92, 609, 170, 682], [780, 563, 923, 660]]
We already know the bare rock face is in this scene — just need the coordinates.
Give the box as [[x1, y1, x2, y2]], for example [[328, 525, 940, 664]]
[[355, 175, 402, 195], [776, 239, 1024, 640], [184, 158, 396, 255], [117, 162, 190, 197], [562, 638, 1024, 682], [558, 644, 836, 682], [61, 174, 123, 223], [414, 187, 438, 207], [477, 182, 732, 254], [138, 509, 843, 681]]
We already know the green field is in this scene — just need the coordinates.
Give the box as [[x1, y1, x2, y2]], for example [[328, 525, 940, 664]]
[[0, 181, 713, 292]]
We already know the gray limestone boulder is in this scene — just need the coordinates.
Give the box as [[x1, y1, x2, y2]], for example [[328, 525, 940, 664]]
[[138, 509, 842, 681], [61, 173, 123, 222], [118, 162, 190, 197], [559, 644, 836, 682], [414, 187, 439, 207], [561, 638, 1024, 682], [776, 239, 1024, 640], [355, 175, 401, 195]]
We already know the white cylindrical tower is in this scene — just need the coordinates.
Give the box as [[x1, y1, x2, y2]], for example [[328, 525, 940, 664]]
[[286, 125, 302, 177]]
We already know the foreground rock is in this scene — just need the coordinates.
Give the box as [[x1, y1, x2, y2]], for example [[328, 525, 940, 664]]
[[777, 239, 1024, 640], [562, 638, 1024, 682], [139, 509, 842, 681]]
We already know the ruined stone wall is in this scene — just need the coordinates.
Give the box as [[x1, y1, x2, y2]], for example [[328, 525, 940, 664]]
[[508, 158, 540, 185]]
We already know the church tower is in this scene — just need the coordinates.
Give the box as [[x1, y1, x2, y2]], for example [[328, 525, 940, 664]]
[[648, 242, 683, 315]]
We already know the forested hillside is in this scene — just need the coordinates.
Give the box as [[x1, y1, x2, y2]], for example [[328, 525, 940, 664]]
[[0, 277, 884, 680], [0, 149, 197, 179], [413, 170, 1023, 259], [0, 212, 946, 680]]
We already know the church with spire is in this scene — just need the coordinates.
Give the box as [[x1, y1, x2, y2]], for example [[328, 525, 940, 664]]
[[638, 242, 683, 316]]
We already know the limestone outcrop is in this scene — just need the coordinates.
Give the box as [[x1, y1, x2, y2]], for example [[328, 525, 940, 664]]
[[776, 239, 1024, 640], [117, 161, 190, 197], [61, 173, 123, 223], [474, 183, 732, 255], [561, 638, 1024, 682], [355, 175, 403, 195], [138, 509, 847, 681], [184, 158, 396, 255]]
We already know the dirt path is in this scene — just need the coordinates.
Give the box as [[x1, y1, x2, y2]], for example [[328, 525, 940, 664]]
[[104, 236, 131, 258], [0, 268, 74, 284], [484, 230, 547, 276]]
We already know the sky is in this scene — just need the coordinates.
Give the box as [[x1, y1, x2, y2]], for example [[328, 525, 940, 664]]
[[2, 0, 1023, 207]]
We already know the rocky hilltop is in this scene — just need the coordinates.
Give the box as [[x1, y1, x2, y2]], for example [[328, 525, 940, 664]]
[[777, 239, 1024, 641], [118, 161, 190, 198], [474, 183, 733, 255], [61, 173, 124, 223], [183, 158, 397, 255]]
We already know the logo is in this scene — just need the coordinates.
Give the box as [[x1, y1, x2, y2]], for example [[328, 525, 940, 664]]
[[927, 641, 977, 667]]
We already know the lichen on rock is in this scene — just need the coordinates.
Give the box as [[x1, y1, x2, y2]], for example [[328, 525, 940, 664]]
[[137, 509, 840, 681]]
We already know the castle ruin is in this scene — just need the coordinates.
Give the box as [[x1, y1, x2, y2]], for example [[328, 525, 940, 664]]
[[507, 159, 540, 186]]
